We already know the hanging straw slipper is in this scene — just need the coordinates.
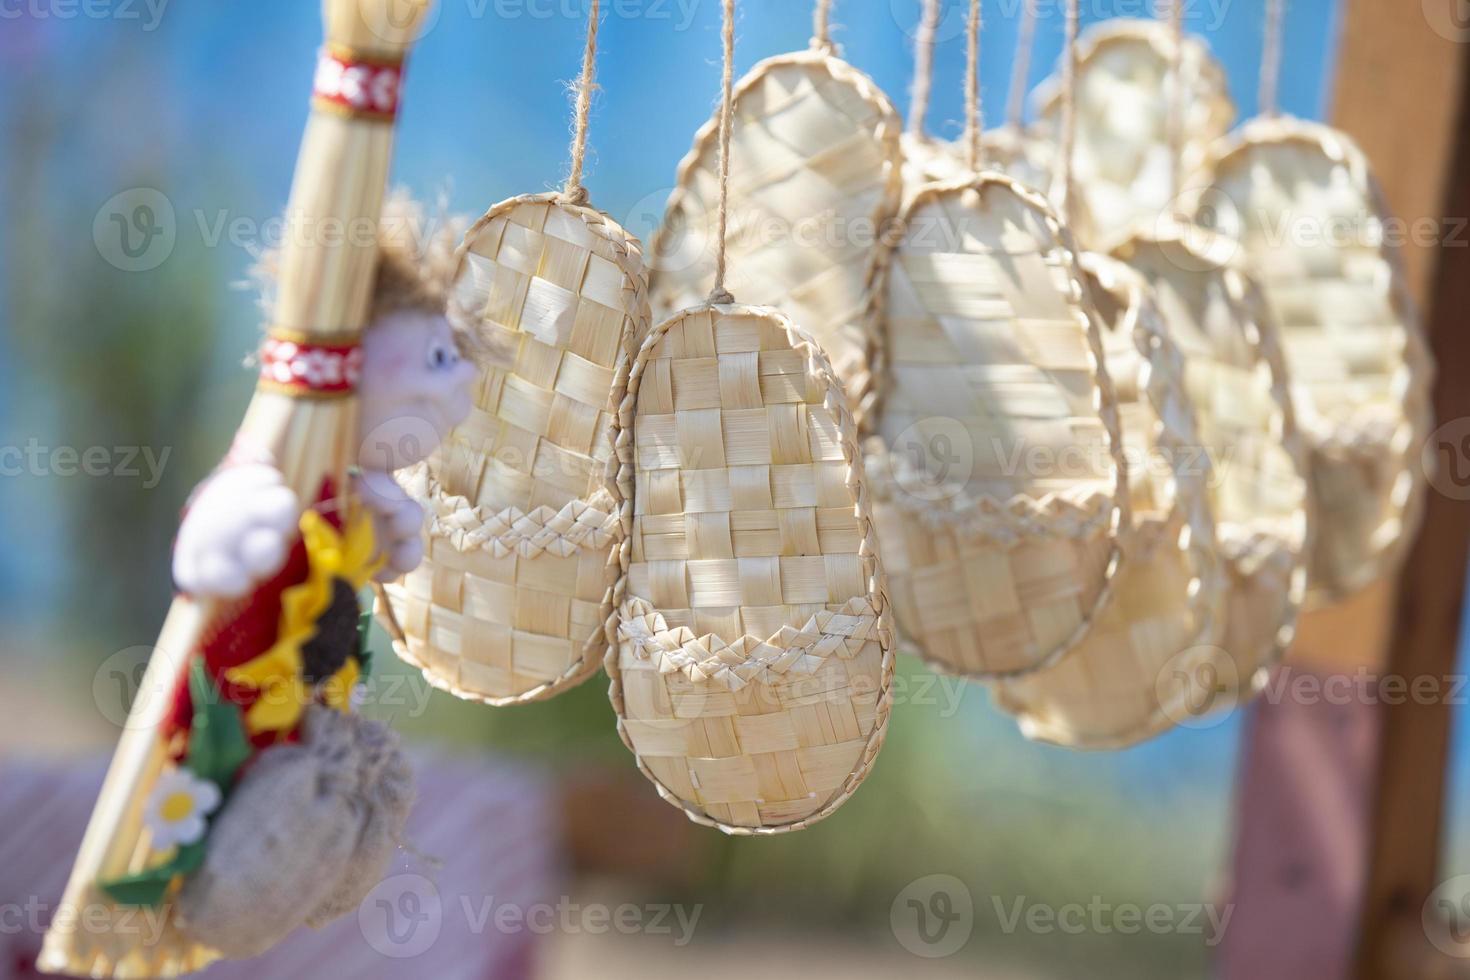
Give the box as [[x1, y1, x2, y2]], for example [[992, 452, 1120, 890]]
[[991, 253, 1227, 747], [1189, 118, 1433, 604], [649, 45, 903, 427], [377, 192, 646, 705], [605, 303, 895, 833], [1030, 17, 1235, 250], [1112, 219, 1310, 696], [864, 172, 1130, 678]]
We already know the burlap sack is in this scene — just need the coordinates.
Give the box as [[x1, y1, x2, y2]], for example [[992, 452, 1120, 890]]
[[306, 711, 413, 926], [177, 706, 413, 958]]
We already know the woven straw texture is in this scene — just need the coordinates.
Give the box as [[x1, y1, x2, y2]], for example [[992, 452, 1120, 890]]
[[649, 49, 903, 427], [379, 192, 645, 705], [979, 128, 1100, 250], [901, 133, 969, 202], [992, 254, 1227, 748], [1031, 18, 1235, 251], [1113, 222, 1310, 691], [605, 303, 895, 834], [864, 173, 1129, 678], [1192, 117, 1432, 604]]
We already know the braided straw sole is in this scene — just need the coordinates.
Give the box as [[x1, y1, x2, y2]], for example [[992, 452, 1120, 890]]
[[863, 172, 1130, 679], [649, 48, 903, 429], [378, 192, 646, 705], [1112, 221, 1311, 694], [1190, 116, 1433, 605], [605, 303, 895, 834], [1030, 17, 1236, 252], [991, 254, 1228, 748]]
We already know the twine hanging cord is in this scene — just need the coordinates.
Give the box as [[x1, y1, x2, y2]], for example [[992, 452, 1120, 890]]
[[1259, 0, 1285, 117], [1054, 0, 1079, 224], [562, 0, 601, 205], [708, 0, 737, 305], [962, 0, 982, 172], [1005, 0, 1037, 130], [908, 0, 941, 139], [812, 0, 833, 51]]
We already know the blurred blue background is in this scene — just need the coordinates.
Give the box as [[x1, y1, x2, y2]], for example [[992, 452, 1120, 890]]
[[0, 2, 1404, 978]]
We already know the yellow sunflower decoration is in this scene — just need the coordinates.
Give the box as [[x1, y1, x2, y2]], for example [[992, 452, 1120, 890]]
[[225, 506, 382, 737]]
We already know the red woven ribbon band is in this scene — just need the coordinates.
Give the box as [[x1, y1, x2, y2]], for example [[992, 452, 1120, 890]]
[[311, 45, 405, 122], [258, 331, 364, 397]]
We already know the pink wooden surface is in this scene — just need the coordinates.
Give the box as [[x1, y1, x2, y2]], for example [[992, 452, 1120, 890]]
[[1217, 665, 1381, 979], [0, 753, 562, 979]]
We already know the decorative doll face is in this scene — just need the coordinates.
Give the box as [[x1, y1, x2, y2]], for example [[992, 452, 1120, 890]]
[[356, 309, 477, 473]]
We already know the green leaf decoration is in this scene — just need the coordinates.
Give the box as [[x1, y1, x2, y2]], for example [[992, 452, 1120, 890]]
[[100, 662, 248, 908], [99, 839, 206, 907], [186, 658, 251, 789]]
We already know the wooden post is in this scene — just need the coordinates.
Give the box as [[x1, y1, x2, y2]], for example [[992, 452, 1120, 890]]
[[1220, 3, 1470, 978], [1352, 15, 1470, 977]]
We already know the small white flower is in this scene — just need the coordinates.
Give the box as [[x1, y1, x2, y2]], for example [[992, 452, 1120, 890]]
[[144, 768, 222, 851]]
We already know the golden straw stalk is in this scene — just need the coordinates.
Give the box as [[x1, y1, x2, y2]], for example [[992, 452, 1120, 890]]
[[41, 2, 434, 975]]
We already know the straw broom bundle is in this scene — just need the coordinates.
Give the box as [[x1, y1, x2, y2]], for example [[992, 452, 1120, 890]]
[[41, 2, 434, 974]]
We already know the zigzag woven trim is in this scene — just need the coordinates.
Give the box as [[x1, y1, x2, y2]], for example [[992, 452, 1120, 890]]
[[400, 463, 620, 559], [862, 448, 1115, 545], [618, 596, 881, 692]]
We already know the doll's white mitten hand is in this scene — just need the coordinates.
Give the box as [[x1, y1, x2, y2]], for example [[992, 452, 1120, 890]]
[[357, 470, 426, 582], [173, 463, 299, 599]]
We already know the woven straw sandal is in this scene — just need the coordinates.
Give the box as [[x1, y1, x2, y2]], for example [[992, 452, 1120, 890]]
[[377, 192, 646, 705], [1030, 17, 1235, 251], [649, 47, 903, 427], [605, 303, 895, 834], [1112, 221, 1310, 693], [992, 253, 1227, 747], [864, 172, 1130, 679], [1189, 118, 1432, 605]]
